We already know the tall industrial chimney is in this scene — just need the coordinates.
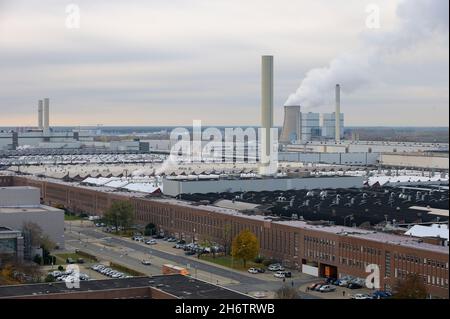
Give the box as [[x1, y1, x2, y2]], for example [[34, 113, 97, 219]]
[[335, 84, 341, 143], [259, 55, 275, 176], [261, 55, 273, 157], [43, 98, 50, 133], [38, 100, 43, 129]]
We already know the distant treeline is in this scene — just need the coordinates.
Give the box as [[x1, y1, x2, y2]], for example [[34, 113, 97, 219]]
[[345, 127, 449, 143]]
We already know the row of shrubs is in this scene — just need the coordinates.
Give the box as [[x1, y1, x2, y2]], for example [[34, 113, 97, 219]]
[[109, 262, 146, 277], [75, 250, 99, 262], [253, 256, 282, 267]]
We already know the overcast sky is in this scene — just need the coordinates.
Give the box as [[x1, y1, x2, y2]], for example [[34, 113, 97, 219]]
[[0, 0, 448, 127]]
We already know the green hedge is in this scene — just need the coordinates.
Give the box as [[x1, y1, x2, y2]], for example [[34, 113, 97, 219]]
[[110, 262, 145, 277]]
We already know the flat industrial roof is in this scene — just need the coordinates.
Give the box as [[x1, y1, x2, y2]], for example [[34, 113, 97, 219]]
[[0, 275, 251, 299], [8, 173, 449, 255], [0, 205, 62, 214], [152, 197, 449, 254]]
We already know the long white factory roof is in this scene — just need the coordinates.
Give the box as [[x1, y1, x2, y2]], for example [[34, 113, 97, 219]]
[[368, 174, 449, 186], [405, 224, 449, 240]]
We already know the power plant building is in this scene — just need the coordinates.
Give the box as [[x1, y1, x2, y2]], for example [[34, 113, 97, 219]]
[[300, 112, 321, 142], [280, 84, 345, 144], [321, 113, 344, 140]]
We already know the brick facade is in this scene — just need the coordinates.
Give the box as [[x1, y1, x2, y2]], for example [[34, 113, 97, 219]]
[[11, 176, 449, 298]]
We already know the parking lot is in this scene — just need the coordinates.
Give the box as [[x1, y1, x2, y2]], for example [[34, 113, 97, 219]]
[[299, 281, 389, 299]]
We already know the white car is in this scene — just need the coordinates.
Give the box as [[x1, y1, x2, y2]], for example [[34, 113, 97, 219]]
[[146, 239, 157, 245], [274, 271, 286, 278], [319, 285, 337, 293], [248, 268, 259, 274], [351, 294, 372, 299], [142, 260, 152, 265], [268, 264, 285, 271]]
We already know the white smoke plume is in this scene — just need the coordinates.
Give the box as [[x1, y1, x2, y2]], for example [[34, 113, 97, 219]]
[[285, 0, 449, 109]]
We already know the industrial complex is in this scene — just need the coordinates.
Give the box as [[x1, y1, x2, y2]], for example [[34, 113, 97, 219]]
[[0, 55, 448, 300]]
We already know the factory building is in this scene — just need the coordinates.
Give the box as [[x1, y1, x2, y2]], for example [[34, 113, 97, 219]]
[[300, 112, 321, 142], [0, 226, 24, 262], [321, 113, 344, 140], [6, 175, 449, 298], [280, 84, 345, 144], [162, 175, 364, 197], [0, 98, 95, 150], [0, 275, 251, 299]]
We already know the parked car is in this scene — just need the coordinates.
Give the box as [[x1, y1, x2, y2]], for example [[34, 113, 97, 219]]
[[145, 239, 157, 245], [283, 271, 292, 278], [167, 237, 177, 242], [371, 291, 392, 299], [141, 260, 152, 266], [77, 258, 85, 264], [319, 285, 337, 293], [351, 294, 372, 299], [348, 283, 363, 289], [255, 267, 266, 273], [177, 240, 186, 245], [248, 268, 259, 274], [185, 250, 196, 256], [274, 271, 286, 278], [79, 273, 90, 281], [314, 284, 325, 291], [308, 283, 320, 290], [268, 264, 285, 271], [66, 258, 75, 264], [338, 280, 349, 287]]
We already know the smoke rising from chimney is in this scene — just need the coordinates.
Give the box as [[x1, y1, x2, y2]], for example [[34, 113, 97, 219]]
[[285, 0, 449, 109]]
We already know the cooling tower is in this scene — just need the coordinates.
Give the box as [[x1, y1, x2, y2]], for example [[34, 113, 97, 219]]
[[38, 100, 43, 129], [335, 84, 341, 143], [280, 105, 301, 144], [43, 98, 50, 133]]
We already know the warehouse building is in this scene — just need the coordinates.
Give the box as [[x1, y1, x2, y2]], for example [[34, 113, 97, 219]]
[[0, 186, 64, 249], [6, 174, 449, 298], [0, 275, 251, 299], [162, 175, 364, 197], [0, 226, 24, 262]]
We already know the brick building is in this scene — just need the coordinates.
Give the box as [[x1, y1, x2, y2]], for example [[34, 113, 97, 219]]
[[9, 175, 450, 298]]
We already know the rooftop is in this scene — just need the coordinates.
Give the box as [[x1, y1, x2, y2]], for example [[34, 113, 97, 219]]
[[151, 194, 449, 255], [0, 205, 62, 214], [0, 275, 251, 299]]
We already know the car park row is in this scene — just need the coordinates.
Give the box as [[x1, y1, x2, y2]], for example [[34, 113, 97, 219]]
[[90, 264, 132, 279], [48, 269, 90, 283]]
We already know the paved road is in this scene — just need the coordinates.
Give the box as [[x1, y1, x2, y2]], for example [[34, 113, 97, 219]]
[[73, 227, 266, 285], [68, 225, 319, 298]]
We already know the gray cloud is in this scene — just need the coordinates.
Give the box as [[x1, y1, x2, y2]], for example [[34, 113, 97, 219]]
[[0, 0, 448, 127]]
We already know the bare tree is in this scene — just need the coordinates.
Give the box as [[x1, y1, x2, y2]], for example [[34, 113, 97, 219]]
[[275, 286, 299, 299], [394, 274, 428, 299]]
